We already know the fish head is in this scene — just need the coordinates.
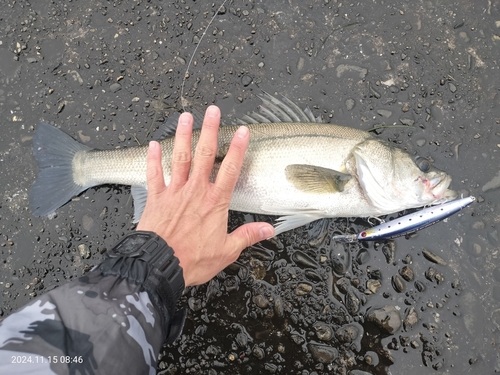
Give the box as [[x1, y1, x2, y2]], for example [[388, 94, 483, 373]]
[[353, 140, 457, 213]]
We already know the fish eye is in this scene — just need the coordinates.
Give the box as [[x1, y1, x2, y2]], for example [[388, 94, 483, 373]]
[[415, 157, 431, 172]]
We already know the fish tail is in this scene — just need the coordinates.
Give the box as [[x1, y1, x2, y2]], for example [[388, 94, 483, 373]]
[[30, 123, 92, 217]]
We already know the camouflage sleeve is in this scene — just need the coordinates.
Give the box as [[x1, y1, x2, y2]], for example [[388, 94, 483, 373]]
[[0, 269, 185, 375]]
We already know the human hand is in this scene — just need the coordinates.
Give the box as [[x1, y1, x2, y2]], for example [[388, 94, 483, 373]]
[[137, 106, 275, 286]]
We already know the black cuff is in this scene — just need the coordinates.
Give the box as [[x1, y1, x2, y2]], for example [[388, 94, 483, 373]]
[[98, 231, 186, 342]]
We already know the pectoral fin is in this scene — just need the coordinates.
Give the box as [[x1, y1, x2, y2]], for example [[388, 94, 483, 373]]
[[285, 164, 351, 194]]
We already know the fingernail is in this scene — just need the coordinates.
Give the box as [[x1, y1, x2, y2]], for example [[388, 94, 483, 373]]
[[206, 105, 220, 118], [236, 126, 249, 139], [179, 112, 191, 126], [260, 225, 275, 240], [149, 140, 159, 152]]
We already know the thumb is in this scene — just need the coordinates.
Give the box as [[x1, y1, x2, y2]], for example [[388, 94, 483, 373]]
[[146, 141, 166, 194], [229, 222, 275, 251]]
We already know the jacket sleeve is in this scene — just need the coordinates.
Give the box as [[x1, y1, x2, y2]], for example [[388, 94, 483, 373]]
[[0, 266, 186, 375]]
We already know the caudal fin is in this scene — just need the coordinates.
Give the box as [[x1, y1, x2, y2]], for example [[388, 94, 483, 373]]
[[30, 123, 92, 217]]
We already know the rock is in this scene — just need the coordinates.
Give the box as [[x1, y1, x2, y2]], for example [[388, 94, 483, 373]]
[[241, 74, 252, 86], [78, 244, 90, 259], [403, 307, 418, 330], [377, 109, 392, 118], [366, 305, 402, 334], [422, 249, 447, 265], [313, 322, 334, 341], [295, 282, 313, 296], [482, 170, 500, 192], [307, 343, 338, 363], [253, 294, 269, 308], [366, 279, 381, 294], [292, 250, 318, 268], [110, 83, 121, 93], [399, 266, 415, 281], [82, 215, 94, 231], [391, 274, 406, 293], [345, 289, 361, 314], [345, 98, 355, 110], [335, 323, 363, 351], [336, 64, 368, 79]]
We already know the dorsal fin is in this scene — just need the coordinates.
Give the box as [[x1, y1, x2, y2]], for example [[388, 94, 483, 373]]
[[153, 109, 206, 140], [232, 92, 323, 125]]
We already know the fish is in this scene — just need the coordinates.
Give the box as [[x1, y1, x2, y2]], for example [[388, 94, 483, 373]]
[[332, 196, 475, 242], [30, 93, 457, 235]]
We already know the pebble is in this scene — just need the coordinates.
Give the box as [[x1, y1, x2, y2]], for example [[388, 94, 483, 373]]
[[253, 294, 269, 308], [82, 215, 94, 231], [403, 307, 418, 330], [335, 64, 368, 79], [110, 83, 121, 93], [365, 351, 379, 367], [253, 346, 265, 359], [331, 244, 350, 275], [295, 283, 313, 296], [401, 102, 411, 112], [297, 56, 305, 71], [313, 322, 334, 341], [304, 269, 322, 282], [78, 244, 91, 259], [467, 243, 482, 257], [366, 279, 381, 294], [345, 289, 360, 314], [422, 249, 447, 265], [307, 343, 338, 363], [377, 109, 392, 118], [399, 118, 415, 126], [416, 138, 426, 147], [482, 171, 500, 192], [241, 74, 252, 86], [336, 277, 351, 294], [335, 323, 363, 351], [391, 274, 406, 293], [449, 82, 457, 93], [366, 305, 401, 334], [345, 98, 355, 111], [381, 242, 395, 264], [292, 250, 318, 268], [399, 266, 414, 281]]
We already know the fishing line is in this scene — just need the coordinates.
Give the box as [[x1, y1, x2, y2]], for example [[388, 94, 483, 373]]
[[180, 0, 229, 111]]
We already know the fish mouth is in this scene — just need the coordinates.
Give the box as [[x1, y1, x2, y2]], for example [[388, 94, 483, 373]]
[[428, 174, 457, 202]]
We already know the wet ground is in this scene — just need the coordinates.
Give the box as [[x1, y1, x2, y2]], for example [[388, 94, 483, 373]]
[[1, 0, 500, 373]]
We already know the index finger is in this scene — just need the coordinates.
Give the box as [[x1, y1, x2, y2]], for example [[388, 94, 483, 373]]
[[214, 126, 249, 198], [192, 105, 221, 181]]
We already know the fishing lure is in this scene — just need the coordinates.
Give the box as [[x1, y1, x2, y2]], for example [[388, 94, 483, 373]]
[[333, 196, 475, 243]]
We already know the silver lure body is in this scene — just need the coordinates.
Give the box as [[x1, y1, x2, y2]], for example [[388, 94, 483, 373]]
[[333, 196, 475, 242]]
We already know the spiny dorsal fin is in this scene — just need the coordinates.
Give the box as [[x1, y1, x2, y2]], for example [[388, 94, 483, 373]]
[[285, 164, 352, 194], [233, 92, 323, 125]]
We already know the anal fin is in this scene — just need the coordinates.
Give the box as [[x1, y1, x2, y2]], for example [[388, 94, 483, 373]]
[[131, 186, 148, 223]]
